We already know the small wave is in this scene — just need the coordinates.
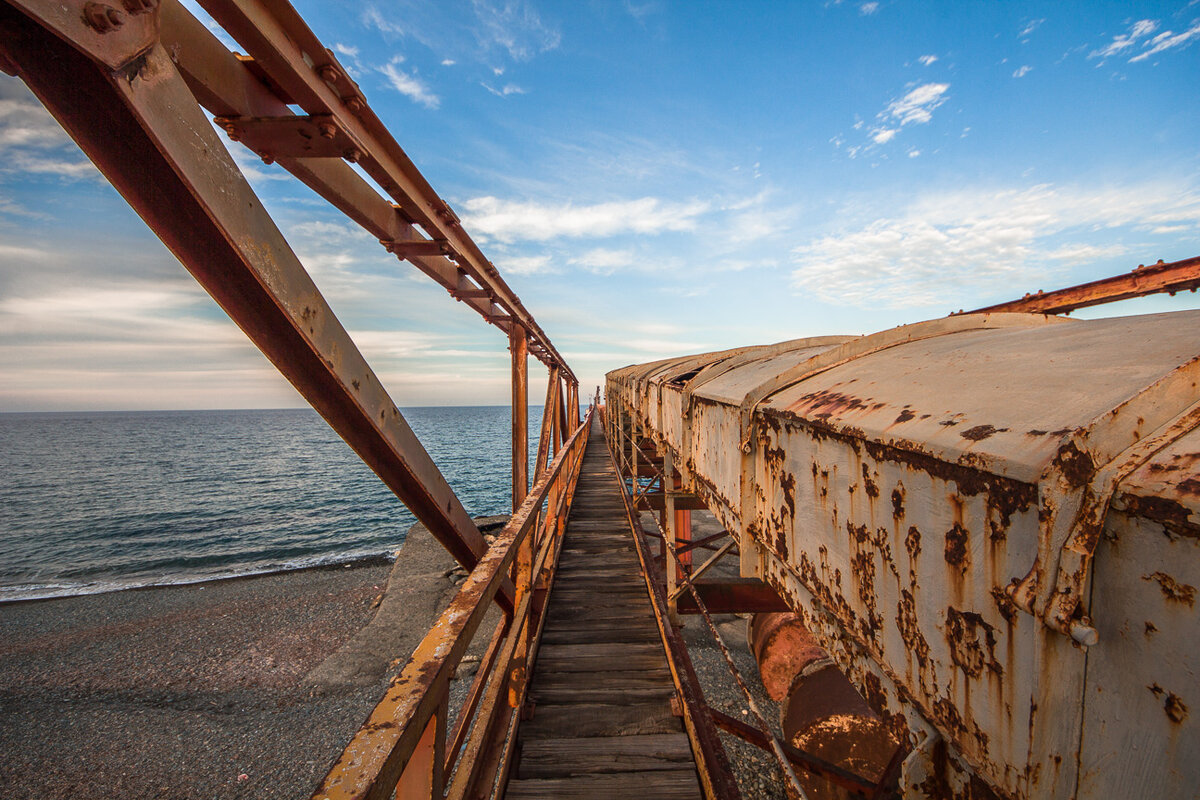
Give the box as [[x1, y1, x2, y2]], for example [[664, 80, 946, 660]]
[[0, 549, 395, 604]]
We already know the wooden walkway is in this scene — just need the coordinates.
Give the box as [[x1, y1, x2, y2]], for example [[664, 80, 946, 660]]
[[504, 418, 702, 799]]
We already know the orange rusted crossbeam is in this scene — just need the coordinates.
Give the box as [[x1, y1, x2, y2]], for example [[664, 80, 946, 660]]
[[965, 255, 1200, 315], [676, 580, 791, 614]]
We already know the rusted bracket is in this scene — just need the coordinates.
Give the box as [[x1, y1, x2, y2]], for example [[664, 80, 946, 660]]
[[213, 113, 365, 161]]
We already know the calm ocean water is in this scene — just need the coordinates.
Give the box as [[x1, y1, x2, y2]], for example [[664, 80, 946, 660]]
[[0, 406, 542, 602]]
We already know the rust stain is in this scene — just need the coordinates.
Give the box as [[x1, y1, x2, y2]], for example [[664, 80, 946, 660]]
[[1053, 440, 1096, 489], [891, 487, 905, 519], [990, 585, 1018, 623], [1143, 571, 1197, 607], [1149, 684, 1190, 723], [895, 408, 916, 424], [944, 522, 969, 572], [960, 424, 1008, 442], [945, 607, 1003, 679], [862, 463, 880, 498], [1118, 493, 1200, 539]]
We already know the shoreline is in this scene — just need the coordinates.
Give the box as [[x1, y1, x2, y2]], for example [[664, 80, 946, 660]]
[[0, 550, 398, 606]]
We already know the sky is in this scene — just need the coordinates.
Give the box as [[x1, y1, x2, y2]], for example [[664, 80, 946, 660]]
[[1, 0, 1199, 410]]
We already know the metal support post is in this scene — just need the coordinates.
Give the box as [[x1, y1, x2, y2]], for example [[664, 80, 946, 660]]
[[396, 697, 446, 798], [511, 323, 528, 511]]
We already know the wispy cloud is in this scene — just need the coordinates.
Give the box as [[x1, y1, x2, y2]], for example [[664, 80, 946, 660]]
[[1020, 18, 1045, 38], [1129, 20, 1200, 62], [790, 181, 1200, 307], [568, 248, 634, 275], [1013, 65, 1032, 78], [460, 196, 709, 243], [378, 57, 439, 109], [362, 6, 405, 37], [482, 82, 528, 97], [472, 0, 561, 61], [859, 2, 879, 15], [858, 82, 949, 152], [1090, 19, 1158, 61], [917, 54, 938, 66], [0, 84, 98, 182], [499, 254, 555, 275]]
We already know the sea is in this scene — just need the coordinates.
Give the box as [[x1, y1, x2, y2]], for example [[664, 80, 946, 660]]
[[0, 406, 543, 602]]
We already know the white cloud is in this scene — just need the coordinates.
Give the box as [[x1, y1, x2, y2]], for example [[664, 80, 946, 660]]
[[568, 248, 634, 275], [483, 83, 528, 97], [885, 82, 949, 126], [460, 196, 709, 243], [917, 54, 938, 66], [378, 58, 439, 109], [859, 2, 879, 15], [1013, 65, 1032, 78], [907, 149, 920, 158], [441, 59, 457, 66], [1129, 20, 1200, 62], [1020, 18, 1045, 38], [501, 254, 555, 275], [790, 181, 1200, 308], [1090, 19, 1158, 60], [861, 82, 949, 150]]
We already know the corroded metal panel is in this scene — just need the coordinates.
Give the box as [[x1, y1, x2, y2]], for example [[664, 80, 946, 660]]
[[606, 309, 1200, 800]]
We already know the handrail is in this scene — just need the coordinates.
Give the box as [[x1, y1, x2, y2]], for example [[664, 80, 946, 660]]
[[312, 406, 593, 800]]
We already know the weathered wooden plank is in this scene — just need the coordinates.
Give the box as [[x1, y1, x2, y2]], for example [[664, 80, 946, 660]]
[[517, 733, 694, 778], [520, 701, 678, 738], [528, 684, 676, 705], [506, 770, 703, 799], [529, 669, 673, 693]]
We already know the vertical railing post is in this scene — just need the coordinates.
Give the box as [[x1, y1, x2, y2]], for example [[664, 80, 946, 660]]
[[397, 696, 446, 798], [511, 323, 528, 511], [664, 449, 679, 623]]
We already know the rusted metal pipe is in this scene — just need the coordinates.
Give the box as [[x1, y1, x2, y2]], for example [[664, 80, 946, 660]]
[[749, 613, 899, 800]]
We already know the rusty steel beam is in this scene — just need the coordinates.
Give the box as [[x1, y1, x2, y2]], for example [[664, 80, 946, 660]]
[[639, 492, 711, 512], [0, 2, 508, 584], [155, 3, 508, 334], [511, 322, 529, 510], [194, 0, 574, 380], [965, 255, 1200, 315], [675, 580, 791, 615]]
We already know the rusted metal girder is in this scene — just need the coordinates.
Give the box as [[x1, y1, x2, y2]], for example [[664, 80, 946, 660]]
[[179, 0, 573, 380], [675, 579, 791, 614], [963, 255, 1200, 315], [0, 0, 519, 585], [512, 322, 529, 510]]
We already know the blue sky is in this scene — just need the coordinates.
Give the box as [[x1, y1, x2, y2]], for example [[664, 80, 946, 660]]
[[1, 0, 1199, 410]]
